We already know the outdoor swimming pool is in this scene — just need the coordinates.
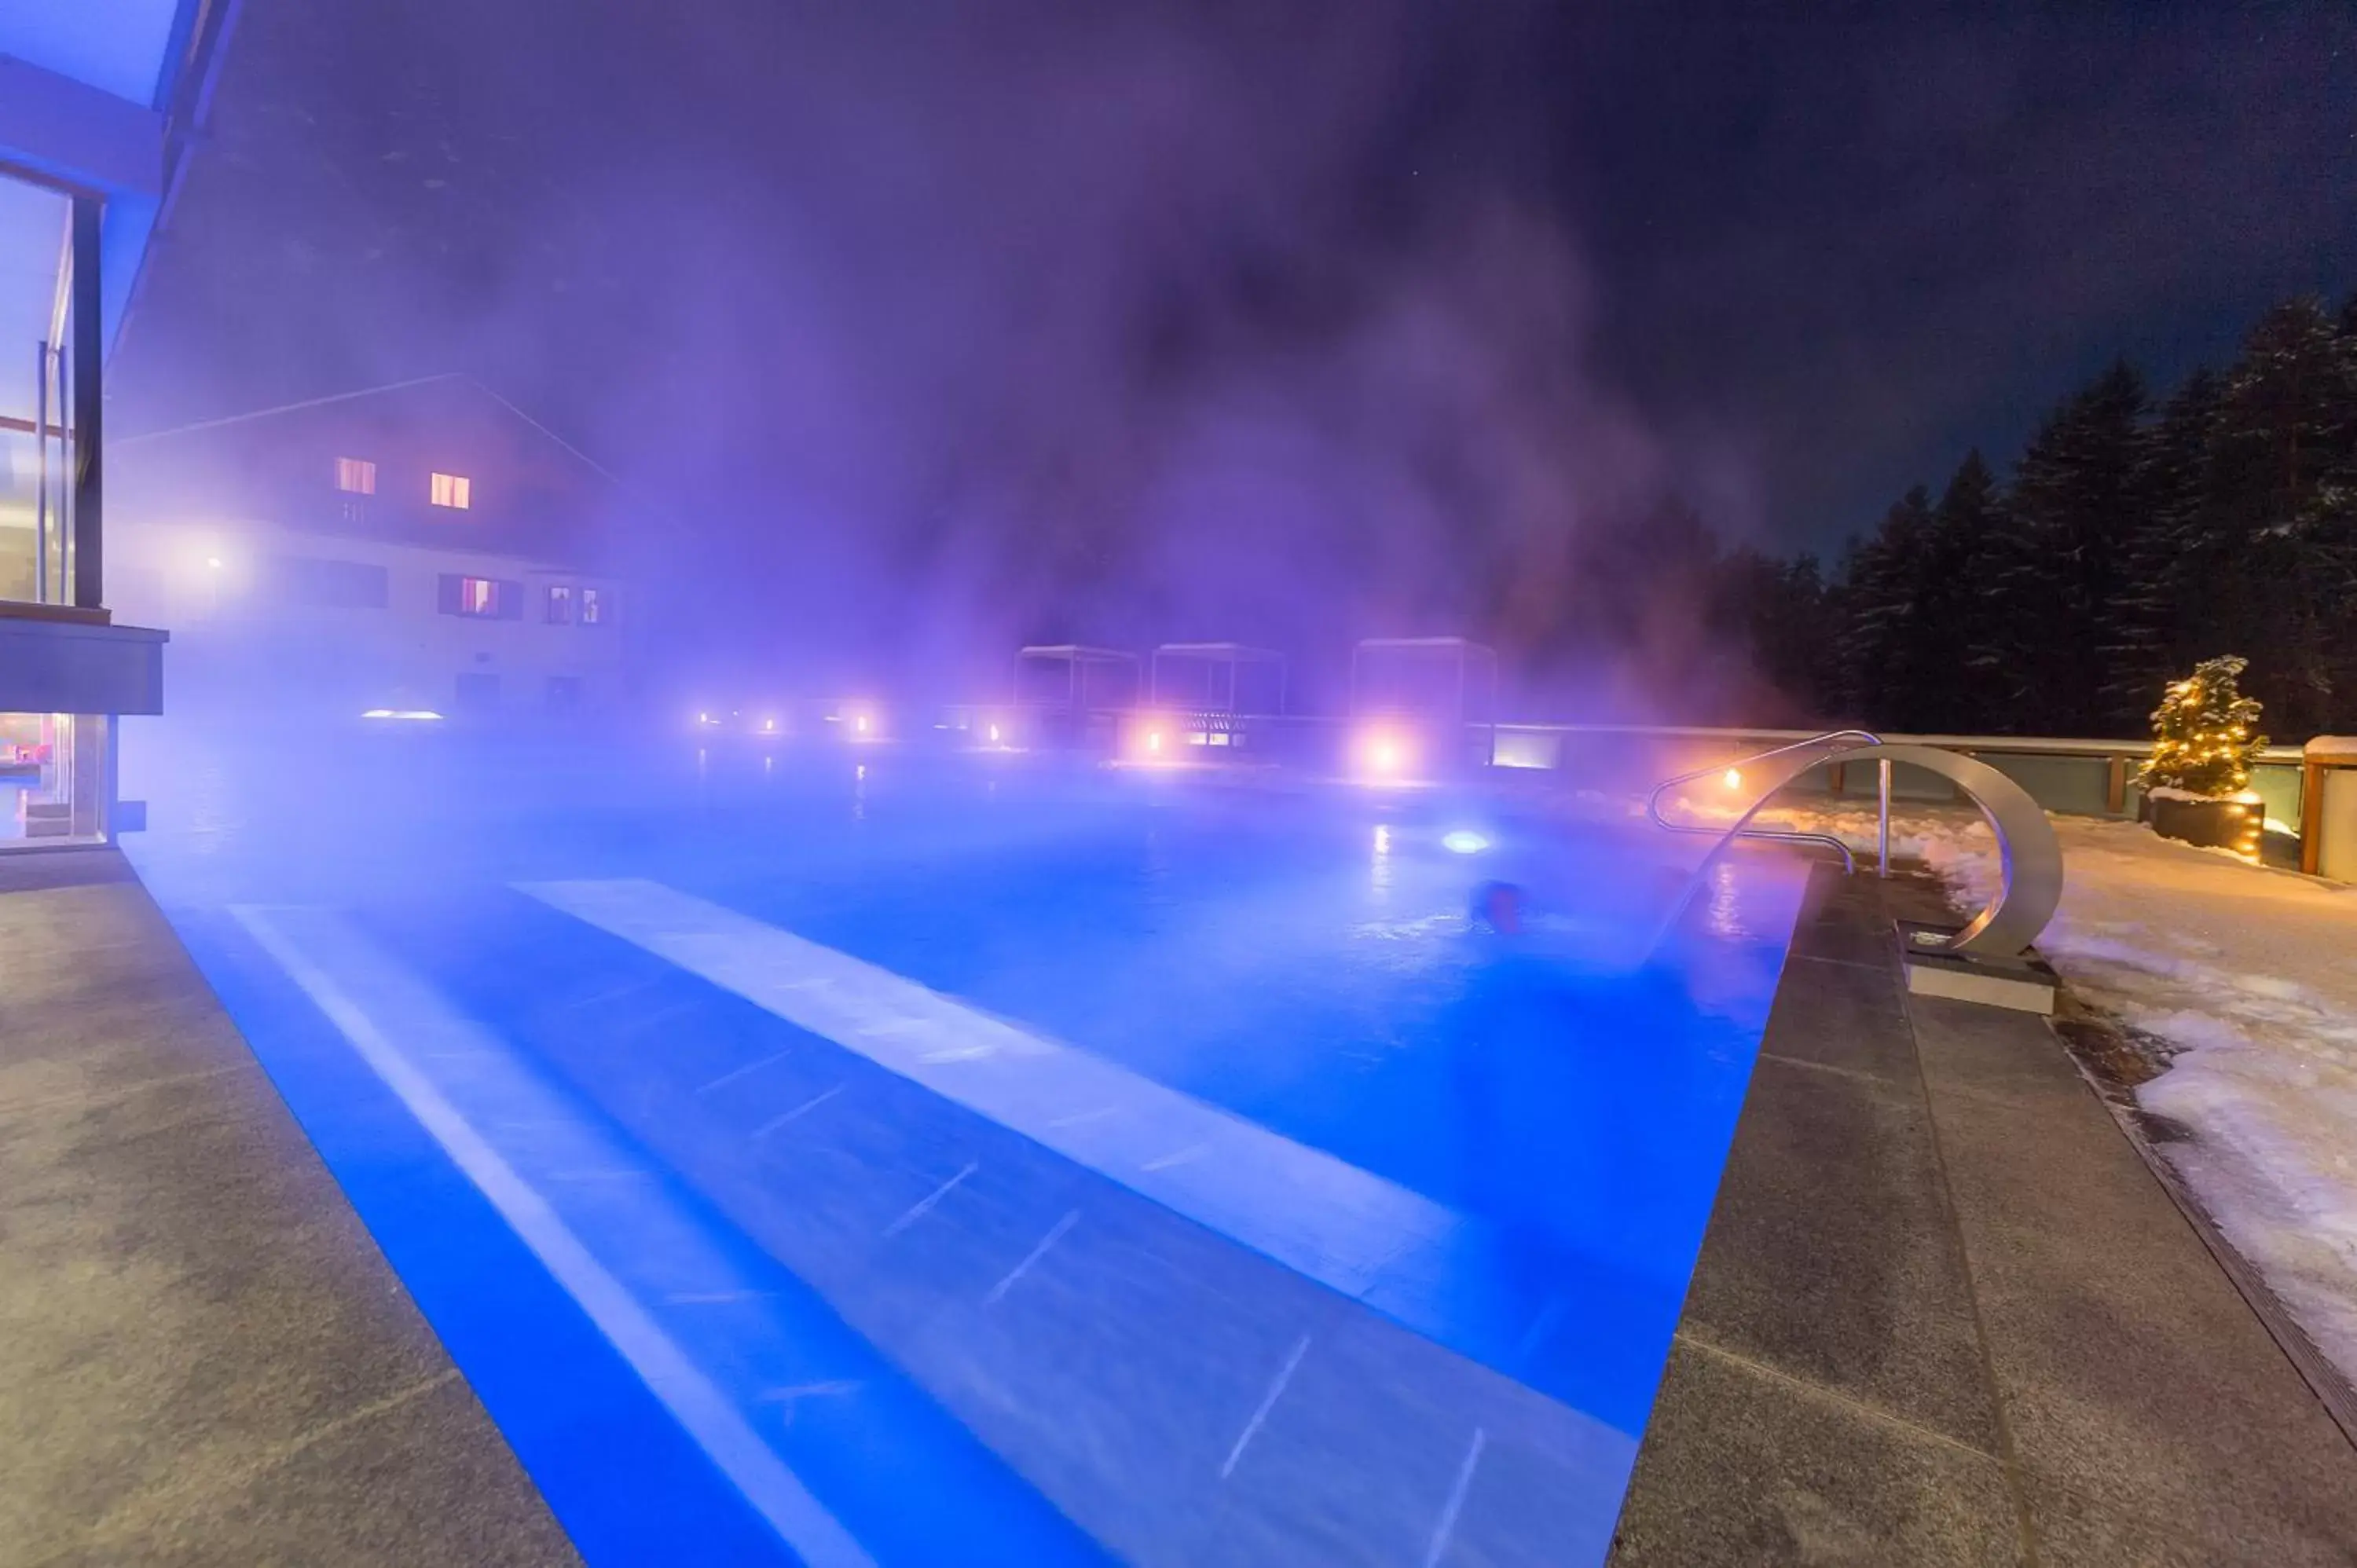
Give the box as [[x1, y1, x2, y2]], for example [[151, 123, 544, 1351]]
[[121, 722, 1813, 1566]]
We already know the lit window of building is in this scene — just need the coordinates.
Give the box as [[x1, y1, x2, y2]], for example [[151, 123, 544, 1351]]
[[438, 573, 518, 617], [430, 471, 472, 509], [334, 456, 376, 494], [580, 586, 604, 625], [544, 584, 573, 625]]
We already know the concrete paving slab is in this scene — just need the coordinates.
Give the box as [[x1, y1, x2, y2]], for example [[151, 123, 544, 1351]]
[[2022, 1473, 2357, 1568], [1926, 1066, 2357, 1556], [1607, 1339, 2022, 1567], [1677, 1056, 2002, 1451], [38, 1373, 585, 1568], [1909, 991, 2091, 1112], [1754, 953, 1915, 1083], [1615, 859, 2357, 1566], [0, 850, 577, 1568]]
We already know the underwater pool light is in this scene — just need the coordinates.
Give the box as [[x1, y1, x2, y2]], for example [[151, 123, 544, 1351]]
[[361, 709, 443, 722], [1722, 768, 1743, 789], [988, 724, 1001, 743], [1442, 829, 1491, 855]]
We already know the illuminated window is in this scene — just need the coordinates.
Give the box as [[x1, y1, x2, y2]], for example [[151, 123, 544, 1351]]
[[438, 573, 519, 618], [335, 456, 376, 494], [544, 584, 574, 624], [430, 472, 472, 509], [580, 586, 604, 625]]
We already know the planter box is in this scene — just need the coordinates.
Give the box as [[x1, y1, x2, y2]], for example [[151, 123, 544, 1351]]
[[2144, 793, 2260, 852]]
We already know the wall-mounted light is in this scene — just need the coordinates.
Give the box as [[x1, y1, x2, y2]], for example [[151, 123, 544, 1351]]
[[1352, 724, 1413, 782]]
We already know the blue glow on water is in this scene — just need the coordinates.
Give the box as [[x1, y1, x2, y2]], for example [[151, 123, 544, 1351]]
[[119, 722, 1809, 1566]]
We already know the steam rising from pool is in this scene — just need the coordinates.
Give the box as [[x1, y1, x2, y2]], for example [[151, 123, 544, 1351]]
[[113, 0, 1787, 729]]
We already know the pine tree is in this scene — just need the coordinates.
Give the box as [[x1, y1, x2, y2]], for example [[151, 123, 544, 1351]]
[[1839, 488, 1934, 728], [2100, 367, 2222, 730], [2199, 299, 2357, 733], [1974, 361, 2147, 735], [1783, 295, 2357, 742], [1917, 450, 2001, 732], [1721, 548, 1834, 719], [2140, 655, 2267, 797]]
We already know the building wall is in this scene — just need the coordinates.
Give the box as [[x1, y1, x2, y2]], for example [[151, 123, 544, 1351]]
[[111, 379, 617, 569], [109, 516, 623, 718]]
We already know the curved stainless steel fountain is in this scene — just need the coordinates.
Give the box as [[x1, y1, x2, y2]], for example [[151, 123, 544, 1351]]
[[1649, 734, 2063, 959]]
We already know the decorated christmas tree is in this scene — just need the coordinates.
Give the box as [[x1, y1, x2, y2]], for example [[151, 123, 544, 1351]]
[[2139, 655, 2267, 797]]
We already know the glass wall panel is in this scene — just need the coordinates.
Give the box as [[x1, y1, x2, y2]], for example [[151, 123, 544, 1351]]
[[0, 713, 110, 848]]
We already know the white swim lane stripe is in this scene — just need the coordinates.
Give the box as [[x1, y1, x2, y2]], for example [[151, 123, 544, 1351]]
[[516, 879, 1465, 1304], [229, 905, 875, 1568]]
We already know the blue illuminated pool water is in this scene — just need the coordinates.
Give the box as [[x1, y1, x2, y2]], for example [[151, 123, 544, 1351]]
[[122, 723, 1810, 1567]]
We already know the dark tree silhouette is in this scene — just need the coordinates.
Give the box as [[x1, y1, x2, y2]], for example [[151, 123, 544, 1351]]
[[1724, 293, 2357, 741]]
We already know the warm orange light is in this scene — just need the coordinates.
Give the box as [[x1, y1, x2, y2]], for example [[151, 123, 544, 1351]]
[[1723, 768, 1743, 789], [1122, 713, 1183, 765], [1354, 726, 1412, 780]]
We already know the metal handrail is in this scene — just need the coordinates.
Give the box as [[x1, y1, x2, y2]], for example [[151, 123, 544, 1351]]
[[1645, 728, 1888, 877]]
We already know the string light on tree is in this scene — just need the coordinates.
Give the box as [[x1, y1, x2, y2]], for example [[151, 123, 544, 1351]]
[[2139, 654, 2267, 799]]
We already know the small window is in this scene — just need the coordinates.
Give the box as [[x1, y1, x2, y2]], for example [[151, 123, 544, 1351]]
[[430, 472, 472, 509], [438, 573, 521, 618], [275, 555, 388, 609], [580, 586, 604, 625], [544, 584, 574, 625], [335, 456, 376, 494]]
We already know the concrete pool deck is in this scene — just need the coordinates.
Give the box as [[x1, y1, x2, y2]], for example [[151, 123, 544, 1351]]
[[0, 848, 577, 1567], [5, 847, 2355, 1563], [1610, 865, 2357, 1565]]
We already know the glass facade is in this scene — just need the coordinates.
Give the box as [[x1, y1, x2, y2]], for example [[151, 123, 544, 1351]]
[[1, 172, 81, 611], [0, 713, 112, 847]]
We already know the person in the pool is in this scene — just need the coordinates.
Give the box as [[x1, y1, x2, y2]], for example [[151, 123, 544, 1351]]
[[1472, 879, 1524, 936]]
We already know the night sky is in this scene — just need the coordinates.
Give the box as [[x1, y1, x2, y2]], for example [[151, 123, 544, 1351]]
[[113, 1, 2356, 676]]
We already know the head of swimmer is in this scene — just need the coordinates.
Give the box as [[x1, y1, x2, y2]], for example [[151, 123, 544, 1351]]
[[1472, 880, 1524, 936]]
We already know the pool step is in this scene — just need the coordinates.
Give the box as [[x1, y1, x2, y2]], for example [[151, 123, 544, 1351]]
[[427, 885, 1643, 1567], [231, 904, 1112, 1568]]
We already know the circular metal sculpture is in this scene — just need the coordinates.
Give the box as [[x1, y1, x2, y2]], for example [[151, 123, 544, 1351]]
[[1672, 742, 2065, 959], [1851, 745, 2062, 957]]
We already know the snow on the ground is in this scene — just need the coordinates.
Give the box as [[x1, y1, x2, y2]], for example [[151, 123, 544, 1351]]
[[1663, 786, 2357, 1392]]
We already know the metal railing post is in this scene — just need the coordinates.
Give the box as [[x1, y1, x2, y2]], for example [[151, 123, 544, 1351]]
[[1877, 758, 1892, 877], [1644, 728, 1882, 874], [34, 340, 49, 603]]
